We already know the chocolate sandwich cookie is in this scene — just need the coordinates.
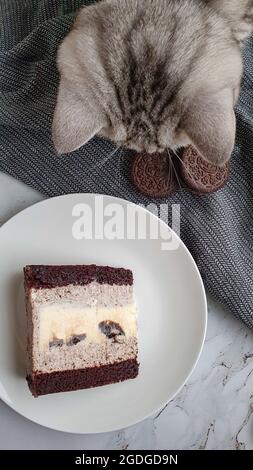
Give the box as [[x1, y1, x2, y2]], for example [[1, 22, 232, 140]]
[[180, 146, 230, 194], [132, 152, 177, 198]]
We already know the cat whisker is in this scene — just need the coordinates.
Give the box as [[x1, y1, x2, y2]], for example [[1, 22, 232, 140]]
[[117, 147, 124, 187], [168, 153, 173, 188], [166, 149, 182, 191], [90, 145, 121, 172], [173, 149, 196, 183]]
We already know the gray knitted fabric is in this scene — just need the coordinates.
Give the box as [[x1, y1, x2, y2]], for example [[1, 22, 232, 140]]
[[0, 0, 252, 327]]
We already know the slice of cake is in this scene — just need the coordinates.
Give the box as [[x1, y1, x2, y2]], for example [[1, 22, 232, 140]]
[[24, 265, 138, 397]]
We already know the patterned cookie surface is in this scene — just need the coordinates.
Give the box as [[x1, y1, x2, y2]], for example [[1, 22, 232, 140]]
[[180, 146, 230, 194], [132, 152, 177, 198]]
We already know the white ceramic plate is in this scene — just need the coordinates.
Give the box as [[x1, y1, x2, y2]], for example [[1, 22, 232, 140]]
[[0, 194, 207, 434]]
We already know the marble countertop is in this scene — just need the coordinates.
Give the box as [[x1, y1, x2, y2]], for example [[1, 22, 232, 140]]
[[0, 171, 252, 450]]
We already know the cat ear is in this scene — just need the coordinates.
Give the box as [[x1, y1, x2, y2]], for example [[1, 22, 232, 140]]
[[181, 89, 236, 165], [52, 79, 107, 154]]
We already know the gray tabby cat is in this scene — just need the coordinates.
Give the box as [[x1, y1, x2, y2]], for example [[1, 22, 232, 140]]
[[52, 0, 253, 165]]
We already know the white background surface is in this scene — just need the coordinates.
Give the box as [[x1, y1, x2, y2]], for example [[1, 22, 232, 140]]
[[0, 171, 252, 450]]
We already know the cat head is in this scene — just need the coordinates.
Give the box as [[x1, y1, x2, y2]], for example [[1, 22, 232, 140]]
[[52, 0, 252, 165]]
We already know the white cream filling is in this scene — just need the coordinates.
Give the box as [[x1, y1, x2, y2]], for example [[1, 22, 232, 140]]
[[39, 302, 137, 350]]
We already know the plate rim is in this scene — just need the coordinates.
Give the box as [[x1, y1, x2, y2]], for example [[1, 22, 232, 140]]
[[0, 193, 208, 434]]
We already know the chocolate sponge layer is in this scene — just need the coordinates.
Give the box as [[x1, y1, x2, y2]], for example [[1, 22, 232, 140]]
[[27, 359, 139, 397], [24, 265, 133, 289]]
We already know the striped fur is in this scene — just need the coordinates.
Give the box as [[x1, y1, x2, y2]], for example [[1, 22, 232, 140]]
[[53, 0, 253, 164]]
